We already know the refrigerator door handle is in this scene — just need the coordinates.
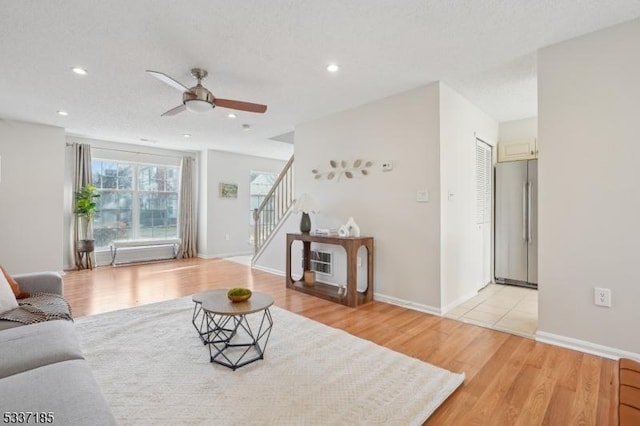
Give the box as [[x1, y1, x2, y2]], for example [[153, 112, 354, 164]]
[[528, 181, 533, 245], [522, 181, 528, 242]]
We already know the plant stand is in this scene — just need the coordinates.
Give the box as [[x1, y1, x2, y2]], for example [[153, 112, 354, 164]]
[[76, 239, 95, 270]]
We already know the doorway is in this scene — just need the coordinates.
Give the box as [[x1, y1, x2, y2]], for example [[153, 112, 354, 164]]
[[444, 139, 538, 338]]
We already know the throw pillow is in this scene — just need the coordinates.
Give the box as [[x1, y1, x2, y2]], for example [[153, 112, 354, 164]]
[[0, 264, 29, 299], [0, 271, 19, 315]]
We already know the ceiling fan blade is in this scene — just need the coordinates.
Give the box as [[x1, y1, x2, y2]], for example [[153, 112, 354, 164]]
[[215, 98, 267, 113], [146, 70, 193, 93], [161, 104, 186, 116]]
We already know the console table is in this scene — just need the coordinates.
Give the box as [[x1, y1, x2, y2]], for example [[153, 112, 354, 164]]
[[285, 233, 374, 308]]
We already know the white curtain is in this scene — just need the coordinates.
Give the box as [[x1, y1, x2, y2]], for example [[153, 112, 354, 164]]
[[73, 143, 93, 269], [177, 156, 197, 258]]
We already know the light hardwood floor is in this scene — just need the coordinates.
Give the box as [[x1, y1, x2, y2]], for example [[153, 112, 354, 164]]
[[63, 258, 617, 425]]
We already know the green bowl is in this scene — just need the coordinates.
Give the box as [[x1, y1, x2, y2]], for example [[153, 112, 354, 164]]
[[227, 288, 252, 302]]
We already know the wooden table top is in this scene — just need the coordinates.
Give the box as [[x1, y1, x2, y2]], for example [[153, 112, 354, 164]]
[[192, 289, 228, 304], [199, 291, 273, 315]]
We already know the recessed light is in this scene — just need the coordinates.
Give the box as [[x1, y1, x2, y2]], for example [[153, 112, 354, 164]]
[[183, 133, 192, 138], [242, 124, 251, 131], [57, 110, 68, 116], [326, 63, 339, 73], [71, 67, 88, 75], [227, 113, 236, 119]]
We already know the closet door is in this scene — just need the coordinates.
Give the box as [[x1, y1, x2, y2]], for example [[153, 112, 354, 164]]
[[476, 139, 493, 288]]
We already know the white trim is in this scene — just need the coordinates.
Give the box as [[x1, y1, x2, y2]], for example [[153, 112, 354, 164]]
[[536, 331, 640, 361], [473, 131, 496, 147], [205, 264, 441, 313], [197, 253, 216, 259], [198, 251, 252, 259], [251, 264, 285, 277], [373, 292, 441, 316], [440, 290, 478, 315]]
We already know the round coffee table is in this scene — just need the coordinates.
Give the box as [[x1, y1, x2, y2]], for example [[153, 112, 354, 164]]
[[200, 291, 274, 370], [192, 290, 228, 344]]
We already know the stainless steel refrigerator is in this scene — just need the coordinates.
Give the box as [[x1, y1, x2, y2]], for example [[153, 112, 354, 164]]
[[495, 160, 537, 288]]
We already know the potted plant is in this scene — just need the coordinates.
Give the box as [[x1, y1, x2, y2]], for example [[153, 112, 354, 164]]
[[75, 184, 100, 252]]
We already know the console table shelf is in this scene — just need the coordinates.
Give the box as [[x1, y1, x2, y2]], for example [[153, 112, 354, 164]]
[[285, 233, 374, 308]]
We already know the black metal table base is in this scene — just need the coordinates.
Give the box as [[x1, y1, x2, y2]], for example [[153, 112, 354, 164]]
[[204, 309, 273, 371], [192, 302, 235, 345], [192, 302, 207, 344]]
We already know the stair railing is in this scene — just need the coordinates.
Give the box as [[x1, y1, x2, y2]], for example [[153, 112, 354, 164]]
[[253, 155, 294, 254]]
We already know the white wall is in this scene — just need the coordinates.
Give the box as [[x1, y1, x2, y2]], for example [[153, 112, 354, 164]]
[[200, 150, 286, 258], [499, 117, 537, 141], [538, 18, 640, 355], [439, 82, 498, 309], [0, 120, 65, 274], [282, 84, 443, 310], [256, 82, 499, 312]]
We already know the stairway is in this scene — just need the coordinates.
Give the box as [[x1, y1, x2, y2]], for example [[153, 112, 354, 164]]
[[252, 155, 294, 260]]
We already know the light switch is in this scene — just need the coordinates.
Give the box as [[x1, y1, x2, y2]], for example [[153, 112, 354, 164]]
[[416, 190, 429, 202]]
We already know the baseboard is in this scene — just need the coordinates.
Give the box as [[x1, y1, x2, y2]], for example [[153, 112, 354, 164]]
[[373, 292, 441, 316], [251, 264, 285, 277], [197, 253, 216, 259], [218, 251, 252, 258], [197, 251, 252, 260], [219, 268, 441, 313], [440, 290, 479, 314], [536, 331, 640, 361]]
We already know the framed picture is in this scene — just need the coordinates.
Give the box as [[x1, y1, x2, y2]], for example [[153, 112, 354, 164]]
[[219, 182, 238, 199]]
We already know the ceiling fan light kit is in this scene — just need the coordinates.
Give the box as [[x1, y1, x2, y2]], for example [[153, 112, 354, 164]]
[[146, 67, 267, 117], [185, 99, 212, 114]]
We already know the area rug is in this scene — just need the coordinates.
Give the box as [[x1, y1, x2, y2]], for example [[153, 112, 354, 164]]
[[75, 297, 464, 425]]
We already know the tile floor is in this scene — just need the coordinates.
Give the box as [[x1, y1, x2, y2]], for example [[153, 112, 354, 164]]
[[223, 255, 252, 266], [445, 283, 538, 338]]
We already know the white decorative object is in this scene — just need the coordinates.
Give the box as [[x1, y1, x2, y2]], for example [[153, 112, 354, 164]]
[[345, 217, 360, 237], [338, 225, 349, 237], [293, 193, 320, 214]]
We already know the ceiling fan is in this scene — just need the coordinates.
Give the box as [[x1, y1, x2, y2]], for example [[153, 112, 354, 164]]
[[146, 68, 267, 116]]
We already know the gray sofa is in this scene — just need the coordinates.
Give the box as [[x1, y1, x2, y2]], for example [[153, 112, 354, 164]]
[[0, 272, 64, 331], [0, 272, 116, 425]]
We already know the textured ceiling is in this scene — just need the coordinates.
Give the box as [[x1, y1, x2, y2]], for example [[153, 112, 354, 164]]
[[1, 1, 639, 160]]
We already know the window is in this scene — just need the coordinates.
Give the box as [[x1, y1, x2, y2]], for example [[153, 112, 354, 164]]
[[92, 159, 179, 248], [248, 171, 277, 243], [249, 171, 277, 223]]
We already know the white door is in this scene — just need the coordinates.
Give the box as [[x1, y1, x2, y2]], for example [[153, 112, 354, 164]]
[[476, 139, 493, 289]]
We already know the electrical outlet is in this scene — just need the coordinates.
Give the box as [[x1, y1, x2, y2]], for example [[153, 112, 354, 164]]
[[224, 233, 230, 241], [416, 190, 429, 203], [594, 287, 611, 307]]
